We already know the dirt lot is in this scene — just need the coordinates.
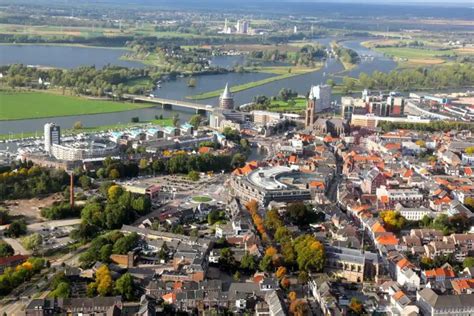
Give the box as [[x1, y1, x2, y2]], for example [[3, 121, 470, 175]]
[[3, 193, 62, 224]]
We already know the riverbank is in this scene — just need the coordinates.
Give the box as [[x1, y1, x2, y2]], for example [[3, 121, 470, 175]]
[[186, 66, 321, 100], [0, 118, 173, 141], [0, 91, 156, 121]]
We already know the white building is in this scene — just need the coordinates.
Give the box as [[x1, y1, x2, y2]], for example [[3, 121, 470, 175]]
[[44, 123, 61, 154], [309, 85, 332, 113]]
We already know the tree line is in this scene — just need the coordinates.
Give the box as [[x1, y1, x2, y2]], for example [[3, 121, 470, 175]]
[[0, 162, 69, 201]]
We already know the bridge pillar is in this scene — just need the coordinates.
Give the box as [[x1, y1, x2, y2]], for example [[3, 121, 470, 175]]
[[163, 104, 172, 110]]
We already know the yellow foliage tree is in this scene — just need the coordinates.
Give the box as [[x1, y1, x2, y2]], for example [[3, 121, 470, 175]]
[[265, 246, 278, 257], [288, 291, 297, 302], [276, 266, 287, 280], [95, 265, 113, 296]]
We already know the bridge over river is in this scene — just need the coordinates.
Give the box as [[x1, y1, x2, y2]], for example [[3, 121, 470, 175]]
[[123, 94, 214, 114]]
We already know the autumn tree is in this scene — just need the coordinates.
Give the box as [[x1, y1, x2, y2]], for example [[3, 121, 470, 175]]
[[380, 210, 407, 232], [90, 265, 114, 296], [349, 298, 364, 315], [293, 235, 325, 272], [276, 266, 287, 280]]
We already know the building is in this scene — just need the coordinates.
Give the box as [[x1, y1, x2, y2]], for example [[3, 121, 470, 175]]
[[219, 83, 234, 110], [0, 255, 28, 274], [26, 297, 123, 316], [324, 246, 380, 283], [51, 139, 118, 161], [252, 111, 282, 126], [305, 85, 332, 127], [44, 122, 61, 153], [236, 20, 250, 34], [417, 288, 474, 315], [230, 165, 313, 206], [122, 182, 160, 202]]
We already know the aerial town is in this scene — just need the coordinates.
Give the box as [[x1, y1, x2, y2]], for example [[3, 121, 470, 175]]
[[0, 0, 474, 315]]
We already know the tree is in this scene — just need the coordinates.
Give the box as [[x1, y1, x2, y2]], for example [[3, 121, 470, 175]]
[[349, 298, 364, 315], [231, 153, 246, 169], [288, 291, 297, 302], [79, 175, 92, 190], [5, 220, 27, 237], [188, 170, 200, 182], [115, 273, 134, 300], [287, 202, 309, 226], [172, 114, 180, 127], [276, 266, 287, 280], [108, 185, 123, 203], [0, 242, 14, 257], [158, 243, 169, 261], [245, 200, 259, 214], [293, 234, 325, 272], [289, 299, 310, 316], [259, 255, 273, 272], [73, 121, 83, 129], [21, 233, 43, 252], [280, 277, 290, 289], [113, 233, 139, 255], [240, 252, 258, 272], [95, 265, 113, 296], [233, 271, 241, 281], [100, 244, 113, 263], [0, 209, 10, 225], [464, 257, 474, 269], [298, 271, 309, 283], [326, 78, 336, 87], [49, 282, 71, 298], [139, 158, 149, 171], [109, 169, 120, 179], [380, 210, 407, 232], [188, 115, 202, 129], [265, 247, 278, 258], [218, 248, 236, 272]]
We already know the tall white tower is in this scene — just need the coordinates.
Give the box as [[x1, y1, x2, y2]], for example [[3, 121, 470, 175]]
[[44, 122, 61, 153]]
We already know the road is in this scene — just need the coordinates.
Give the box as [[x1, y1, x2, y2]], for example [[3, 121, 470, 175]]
[[0, 218, 81, 233], [2, 237, 31, 255]]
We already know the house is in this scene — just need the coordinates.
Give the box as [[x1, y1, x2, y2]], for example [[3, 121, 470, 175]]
[[0, 255, 29, 273], [417, 287, 474, 315], [26, 297, 123, 316], [422, 264, 456, 283]]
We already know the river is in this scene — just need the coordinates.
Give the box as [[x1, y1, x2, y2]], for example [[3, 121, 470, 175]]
[[0, 38, 397, 135], [0, 44, 144, 69]]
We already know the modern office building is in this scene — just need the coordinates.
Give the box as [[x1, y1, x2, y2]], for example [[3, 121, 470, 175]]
[[229, 165, 313, 206], [44, 123, 61, 153], [219, 83, 235, 110], [305, 85, 332, 127]]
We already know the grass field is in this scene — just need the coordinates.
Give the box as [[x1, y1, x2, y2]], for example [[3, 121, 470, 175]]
[[187, 66, 320, 100], [268, 98, 307, 112], [0, 92, 155, 120], [192, 196, 212, 203]]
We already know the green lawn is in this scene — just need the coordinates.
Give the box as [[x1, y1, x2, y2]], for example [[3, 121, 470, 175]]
[[0, 92, 155, 120], [192, 196, 212, 203], [374, 47, 456, 59], [268, 98, 307, 112], [187, 66, 320, 100]]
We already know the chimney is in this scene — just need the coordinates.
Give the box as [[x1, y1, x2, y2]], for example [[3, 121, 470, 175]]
[[70, 172, 74, 209]]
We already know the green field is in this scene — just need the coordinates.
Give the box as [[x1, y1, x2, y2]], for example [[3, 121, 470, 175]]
[[192, 196, 212, 203], [0, 92, 155, 120], [187, 66, 320, 100], [374, 47, 456, 59], [268, 98, 307, 112]]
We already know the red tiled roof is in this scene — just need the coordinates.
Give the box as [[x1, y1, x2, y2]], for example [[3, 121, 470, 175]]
[[376, 234, 399, 246], [425, 267, 456, 279], [0, 255, 28, 266]]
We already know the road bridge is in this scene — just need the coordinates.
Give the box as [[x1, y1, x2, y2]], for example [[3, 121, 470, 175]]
[[123, 94, 215, 114]]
